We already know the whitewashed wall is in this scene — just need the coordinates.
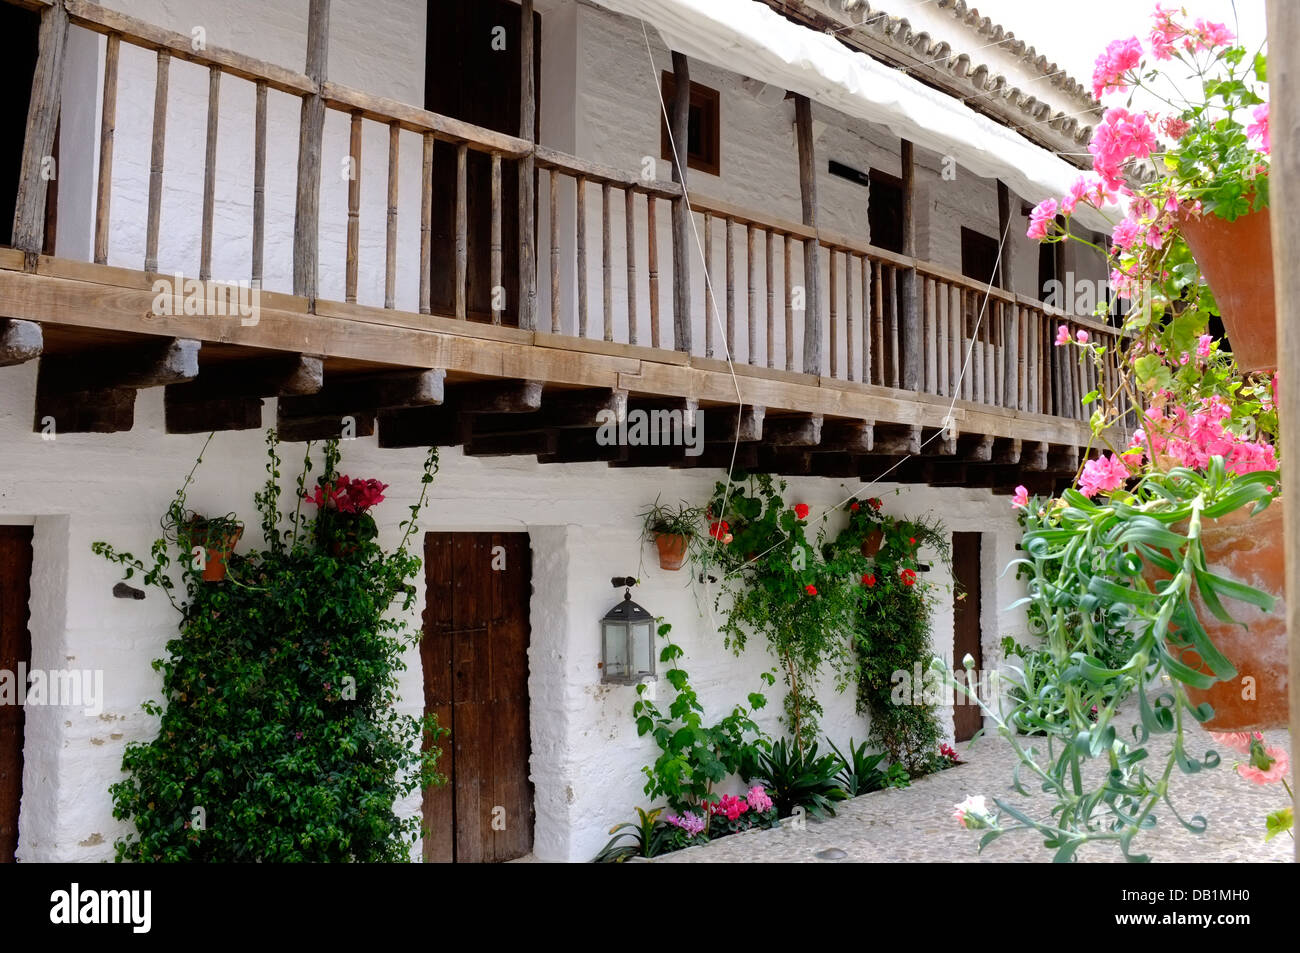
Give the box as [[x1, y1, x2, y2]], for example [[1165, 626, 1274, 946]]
[[0, 363, 1028, 862]]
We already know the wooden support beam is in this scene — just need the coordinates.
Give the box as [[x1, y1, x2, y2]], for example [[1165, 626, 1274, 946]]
[[795, 94, 822, 375], [672, 442, 760, 472], [958, 433, 995, 463], [464, 430, 556, 458], [758, 446, 813, 475], [1046, 444, 1080, 474], [921, 460, 969, 486], [293, 0, 330, 299], [278, 368, 444, 420], [538, 427, 629, 465], [1022, 440, 1049, 472], [764, 413, 823, 447], [921, 425, 957, 456], [702, 404, 765, 443], [470, 387, 628, 435], [518, 0, 537, 330], [12, 0, 69, 256], [809, 451, 861, 478], [670, 52, 692, 353], [35, 337, 199, 434], [165, 354, 323, 433], [991, 437, 1022, 466], [818, 418, 873, 453], [900, 139, 921, 391], [277, 413, 375, 443], [873, 424, 922, 456], [456, 379, 544, 414], [377, 405, 462, 449], [0, 319, 42, 367]]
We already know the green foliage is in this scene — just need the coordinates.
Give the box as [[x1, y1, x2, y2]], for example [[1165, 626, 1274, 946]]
[[943, 459, 1279, 861], [633, 621, 772, 814], [92, 432, 445, 862], [592, 807, 673, 863], [740, 737, 848, 819], [828, 738, 895, 796], [638, 496, 703, 539]]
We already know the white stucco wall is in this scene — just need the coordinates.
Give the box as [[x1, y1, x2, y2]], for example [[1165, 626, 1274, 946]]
[[0, 361, 1028, 862]]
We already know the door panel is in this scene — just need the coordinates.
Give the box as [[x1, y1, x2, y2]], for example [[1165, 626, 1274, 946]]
[[422, 532, 532, 862], [0, 526, 34, 863], [952, 531, 983, 743]]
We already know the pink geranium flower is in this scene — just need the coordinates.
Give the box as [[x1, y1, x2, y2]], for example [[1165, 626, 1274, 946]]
[[1248, 103, 1270, 155], [1092, 36, 1144, 99], [1077, 452, 1134, 497], [1027, 198, 1059, 240], [1012, 485, 1029, 508], [1076, 329, 1090, 345], [1055, 324, 1072, 347], [1236, 746, 1289, 785], [1208, 731, 1256, 756]]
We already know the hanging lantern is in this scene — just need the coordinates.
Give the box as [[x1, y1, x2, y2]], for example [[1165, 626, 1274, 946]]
[[600, 576, 654, 684]]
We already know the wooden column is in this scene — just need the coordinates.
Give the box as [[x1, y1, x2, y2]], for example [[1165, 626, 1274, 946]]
[[795, 94, 822, 375], [997, 179, 1018, 408], [670, 51, 692, 353], [518, 0, 537, 329], [12, 0, 69, 256], [1265, 0, 1299, 865], [293, 0, 330, 299], [900, 139, 921, 391]]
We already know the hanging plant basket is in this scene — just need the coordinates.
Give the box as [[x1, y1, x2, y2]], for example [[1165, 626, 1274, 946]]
[[1179, 204, 1276, 374], [180, 517, 243, 582], [654, 533, 690, 571]]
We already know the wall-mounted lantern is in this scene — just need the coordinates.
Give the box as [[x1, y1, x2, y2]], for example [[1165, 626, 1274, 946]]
[[601, 576, 654, 684]]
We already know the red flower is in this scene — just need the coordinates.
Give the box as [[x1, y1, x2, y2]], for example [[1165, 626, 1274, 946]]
[[862, 573, 876, 587], [867, 498, 882, 511], [849, 502, 860, 512], [900, 568, 916, 587], [793, 503, 810, 520], [708, 520, 731, 541], [908, 537, 916, 545], [804, 584, 818, 596], [304, 475, 389, 515]]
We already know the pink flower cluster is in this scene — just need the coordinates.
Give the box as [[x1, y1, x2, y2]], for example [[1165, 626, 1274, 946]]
[[304, 475, 389, 515], [1248, 103, 1270, 155], [1148, 5, 1235, 60], [1090, 107, 1158, 191], [1077, 452, 1138, 498], [1133, 401, 1278, 476], [746, 785, 774, 814], [1091, 36, 1144, 99], [1210, 731, 1291, 785], [1011, 485, 1030, 509], [709, 793, 750, 822], [665, 810, 706, 836]]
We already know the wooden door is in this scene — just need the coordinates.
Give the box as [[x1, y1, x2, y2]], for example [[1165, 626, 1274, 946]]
[[952, 531, 983, 743], [0, 526, 34, 863], [421, 532, 532, 862], [425, 0, 541, 325]]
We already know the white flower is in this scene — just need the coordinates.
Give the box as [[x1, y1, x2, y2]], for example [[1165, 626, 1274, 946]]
[[953, 795, 990, 829]]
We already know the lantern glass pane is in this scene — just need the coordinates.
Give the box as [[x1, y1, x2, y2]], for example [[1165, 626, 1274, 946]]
[[632, 620, 654, 676], [603, 620, 628, 679]]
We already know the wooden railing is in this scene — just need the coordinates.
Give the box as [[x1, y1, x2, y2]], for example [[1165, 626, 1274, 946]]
[[6, 0, 1123, 430]]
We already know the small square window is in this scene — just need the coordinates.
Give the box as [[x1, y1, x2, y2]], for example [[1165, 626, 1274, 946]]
[[660, 72, 721, 177]]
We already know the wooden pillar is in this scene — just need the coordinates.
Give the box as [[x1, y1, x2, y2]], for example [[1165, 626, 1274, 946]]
[[1265, 0, 1299, 865], [900, 139, 921, 391], [11, 0, 69, 256], [997, 179, 1018, 408], [293, 0, 330, 300], [795, 94, 822, 375], [670, 51, 692, 353], [518, 0, 538, 330]]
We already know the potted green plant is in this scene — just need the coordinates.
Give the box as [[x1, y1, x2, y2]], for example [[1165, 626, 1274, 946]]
[[304, 475, 389, 557], [177, 512, 243, 582], [638, 497, 701, 571]]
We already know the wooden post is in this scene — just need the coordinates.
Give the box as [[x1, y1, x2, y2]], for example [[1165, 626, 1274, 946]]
[[518, 0, 537, 329], [145, 50, 171, 274], [900, 139, 921, 391], [252, 81, 267, 285], [795, 94, 822, 375], [626, 187, 638, 345], [420, 133, 434, 315], [93, 34, 120, 266], [647, 195, 660, 346], [293, 0, 330, 299], [493, 153, 505, 325], [1265, 3, 1298, 858], [345, 112, 362, 303], [998, 180, 1018, 408], [670, 51, 692, 353], [455, 144, 468, 319], [199, 66, 221, 282], [385, 121, 399, 309], [12, 0, 68, 256]]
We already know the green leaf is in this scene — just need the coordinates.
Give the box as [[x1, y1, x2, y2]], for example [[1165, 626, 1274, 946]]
[[1265, 807, 1293, 842]]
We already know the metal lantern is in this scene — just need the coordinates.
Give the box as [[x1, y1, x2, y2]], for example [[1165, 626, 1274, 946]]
[[601, 576, 655, 684]]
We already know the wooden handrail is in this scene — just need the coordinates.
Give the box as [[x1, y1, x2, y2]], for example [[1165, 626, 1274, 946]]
[[690, 193, 814, 240], [535, 146, 682, 198]]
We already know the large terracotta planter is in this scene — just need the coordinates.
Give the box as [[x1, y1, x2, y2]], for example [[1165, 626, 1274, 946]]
[[1179, 206, 1276, 373], [654, 533, 690, 571], [1166, 502, 1288, 731]]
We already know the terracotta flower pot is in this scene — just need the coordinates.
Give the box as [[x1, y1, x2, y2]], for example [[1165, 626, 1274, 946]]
[[655, 533, 690, 571], [1179, 206, 1276, 373], [860, 528, 884, 559], [1159, 502, 1288, 731], [185, 524, 243, 582]]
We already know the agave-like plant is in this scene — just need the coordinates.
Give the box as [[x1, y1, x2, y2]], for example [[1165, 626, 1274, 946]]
[[741, 737, 848, 819], [591, 807, 672, 863]]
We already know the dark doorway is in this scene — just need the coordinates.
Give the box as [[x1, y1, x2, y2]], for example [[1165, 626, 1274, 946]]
[[0, 525, 34, 863], [868, 170, 904, 254], [960, 227, 1002, 289], [0, 4, 55, 253], [951, 531, 983, 743], [421, 532, 533, 862], [425, 0, 540, 324]]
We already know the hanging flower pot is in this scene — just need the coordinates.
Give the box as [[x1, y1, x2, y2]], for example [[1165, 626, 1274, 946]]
[[180, 517, 243, 582], [860, 528, 884, 558], [1179, 204, 1276, 373], [654, 533, 690, 571], [1171, 501, 1288, 731]]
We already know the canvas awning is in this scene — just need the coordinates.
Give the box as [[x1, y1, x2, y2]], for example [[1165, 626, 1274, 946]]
[[590, 0, 1114, 232]]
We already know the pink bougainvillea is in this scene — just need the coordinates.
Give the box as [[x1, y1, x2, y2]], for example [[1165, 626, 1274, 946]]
[[304, 475, 389, 515]]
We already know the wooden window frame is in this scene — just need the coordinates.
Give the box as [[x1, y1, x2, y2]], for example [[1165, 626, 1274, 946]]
[[660, 72, 721, 177]]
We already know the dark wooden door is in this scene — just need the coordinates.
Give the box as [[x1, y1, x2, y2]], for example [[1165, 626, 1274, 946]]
[[422, 532, 532, 862], [952, 531, 983, 742], [425, 0, 540, 325], [0, 526, 34, 863]]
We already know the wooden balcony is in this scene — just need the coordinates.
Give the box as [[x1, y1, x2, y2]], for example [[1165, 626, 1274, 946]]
[[0, 0, 1128, 492]]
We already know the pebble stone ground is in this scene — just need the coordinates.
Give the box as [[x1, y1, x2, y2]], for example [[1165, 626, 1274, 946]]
[[654, 716, 1294, 864]]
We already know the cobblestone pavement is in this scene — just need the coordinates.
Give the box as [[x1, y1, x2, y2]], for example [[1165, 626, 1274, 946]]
[[655, 717, 1293, 863]]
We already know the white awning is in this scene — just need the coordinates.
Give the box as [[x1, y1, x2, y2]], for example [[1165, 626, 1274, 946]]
[[589, 0, 1114, 232]]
